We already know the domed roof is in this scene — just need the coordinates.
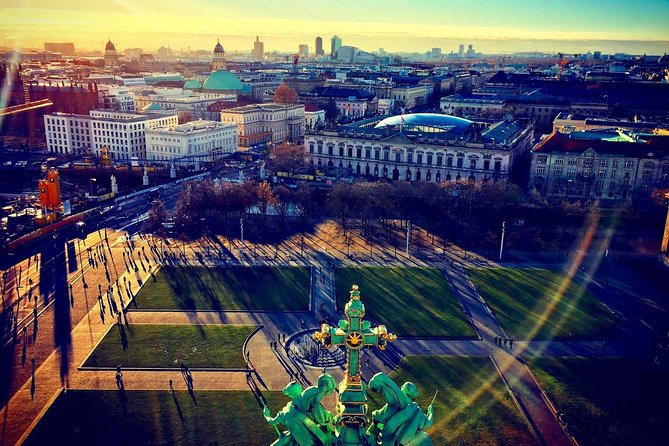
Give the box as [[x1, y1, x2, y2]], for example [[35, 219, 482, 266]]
[[214, 40, 224, 54], [374, 113, 473, 131], [202, 70, 243, 91], [105, 40, 116, 52], [141, 102, 162, 111], [183, 79, 202, 90]]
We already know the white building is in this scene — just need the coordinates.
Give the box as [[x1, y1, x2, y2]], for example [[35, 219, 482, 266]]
[[305, 113, 534, 183], [100, 86, 136, 112], [220, 103, 305, 148], [145, 120, 238, 163], [390, 85, 430, 110], [44, 110, 178, 159]]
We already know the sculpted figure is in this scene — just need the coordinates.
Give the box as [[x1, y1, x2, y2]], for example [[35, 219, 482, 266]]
[[264, 374, 336, 446], [367, 372, 434, 446]]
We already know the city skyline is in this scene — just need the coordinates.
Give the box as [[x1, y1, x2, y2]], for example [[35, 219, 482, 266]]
[[1, 0, 668, 55]]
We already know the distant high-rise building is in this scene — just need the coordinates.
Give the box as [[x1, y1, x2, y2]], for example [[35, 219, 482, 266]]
[[431, 48, 442, 59], [299, 44, 309, 56], [212, 39, 227, 71], [315, 36, 324, 56], [253, 36, 264, 60], [466, 44, 475, 58], [44, 42, 75, 56], [331, 35, 342, 59], [593, 51, 602, 60], [104, 38, 119, 68], [458, 44, 464, 58]]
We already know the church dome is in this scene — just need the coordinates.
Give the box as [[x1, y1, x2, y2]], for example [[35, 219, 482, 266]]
[[183, 79, 202, 90], [214, 41, 224, 54], [202, 70, 243, 91], [105, 40, 116, 52]]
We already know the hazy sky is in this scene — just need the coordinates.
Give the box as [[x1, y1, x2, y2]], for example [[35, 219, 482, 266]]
[[1, 0, 668, 54]]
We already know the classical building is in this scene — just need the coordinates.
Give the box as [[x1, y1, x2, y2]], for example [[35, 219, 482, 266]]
[[529, 129, 669, 200], [145, 120, 238, 163], [313, 87, 378, 119], [305, 113, 533, 182], [391, 85, 430, 110], [220, 103, 305, 148], [211, 40, 227, 71], [44, 110, 178, 159], [104, 39, 119, 68]]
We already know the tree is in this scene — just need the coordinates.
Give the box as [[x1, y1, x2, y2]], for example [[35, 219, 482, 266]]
[[254, 181, 277, 238], [273, 83, 299, 104], [146, 199, 168, 234], [269, 142, 306, 173]]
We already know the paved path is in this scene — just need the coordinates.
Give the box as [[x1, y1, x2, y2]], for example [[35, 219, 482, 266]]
[[1, 221, 646, 446]]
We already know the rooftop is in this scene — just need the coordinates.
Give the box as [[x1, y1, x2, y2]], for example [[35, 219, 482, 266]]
[[533, 129, 669, 157]]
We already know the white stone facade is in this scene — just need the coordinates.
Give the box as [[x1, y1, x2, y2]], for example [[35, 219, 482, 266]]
[[145, 120, 238, 163], [220, 103, 305, 148], [305, 124, 533, 183], [44, 111, 178, 159]]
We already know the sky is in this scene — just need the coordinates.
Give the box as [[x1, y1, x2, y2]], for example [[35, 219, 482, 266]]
[[1, 0, 668, 55]]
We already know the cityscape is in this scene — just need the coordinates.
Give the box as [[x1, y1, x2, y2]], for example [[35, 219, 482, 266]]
[[0, 1, 668, 445]]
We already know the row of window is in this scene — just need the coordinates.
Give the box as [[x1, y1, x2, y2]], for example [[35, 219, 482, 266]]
[[308, 145, 504, 171], [536, 155, 640, 170]]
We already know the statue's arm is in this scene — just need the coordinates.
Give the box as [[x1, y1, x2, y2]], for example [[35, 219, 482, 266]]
[[264, 406, 283, 426], [425, 404, 434, 428]]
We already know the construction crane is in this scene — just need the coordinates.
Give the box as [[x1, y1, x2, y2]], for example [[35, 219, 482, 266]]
[[0, 98, 53, 117]]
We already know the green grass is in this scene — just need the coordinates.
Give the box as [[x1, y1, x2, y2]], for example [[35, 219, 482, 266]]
[[367, 356, 536, 445], [528, 357, 669, 446], [134, 266, 311, 311], [335, 267, 475, 338], [467, 268, 618, 340], [23, 390, 286, 446], [83, 324, 254, 369]]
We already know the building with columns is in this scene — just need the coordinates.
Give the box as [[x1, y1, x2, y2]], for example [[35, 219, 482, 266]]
[[104, 39, 119, 68], [220, 103, 305, 148], [305, 113, 533, 182], [211, 40, 227, 71], [145, 120, 238, 163]]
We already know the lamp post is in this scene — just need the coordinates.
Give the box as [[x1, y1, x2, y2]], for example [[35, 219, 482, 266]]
[[499, 220, 506, 261], [405, 221, 411, 256], [240, 218, 244, 256]]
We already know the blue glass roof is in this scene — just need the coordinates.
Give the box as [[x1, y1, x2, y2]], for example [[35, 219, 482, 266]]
[[374, 113, 473, 131]]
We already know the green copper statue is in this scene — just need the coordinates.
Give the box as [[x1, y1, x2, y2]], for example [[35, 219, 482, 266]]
[[264, 374, 337, 446], [367, 373, 434, 445], [266, 285, 435, 446]]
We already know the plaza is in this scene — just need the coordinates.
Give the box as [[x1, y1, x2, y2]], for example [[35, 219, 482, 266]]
[[0, 218, 667, 445]]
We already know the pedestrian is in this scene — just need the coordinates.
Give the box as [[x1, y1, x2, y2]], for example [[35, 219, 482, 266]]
[[504, 338, 508, 347], [509, 339, 513, 350], [30, 357, 36, 401], [169, 379, 173, 391], [494, 336, 498, 345], [365, 357, 369, 367]]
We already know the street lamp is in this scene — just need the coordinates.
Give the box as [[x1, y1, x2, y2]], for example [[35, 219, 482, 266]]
[[499, 220, 506, 261], [240, 218, 244, 256], [405, 221, 411, 256]]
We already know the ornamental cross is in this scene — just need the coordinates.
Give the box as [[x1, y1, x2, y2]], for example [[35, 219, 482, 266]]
[[314, 285, 396, 428]]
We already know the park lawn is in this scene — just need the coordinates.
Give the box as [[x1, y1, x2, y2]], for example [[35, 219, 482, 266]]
[[335, 267, 475, 338], [527, 357, 669, 446], [24, 390, 286, 446], [367, 356, 536, 446], [467, 268, 618, 340], [83, 324, 254, 369], [133, 266, 311, 311]]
